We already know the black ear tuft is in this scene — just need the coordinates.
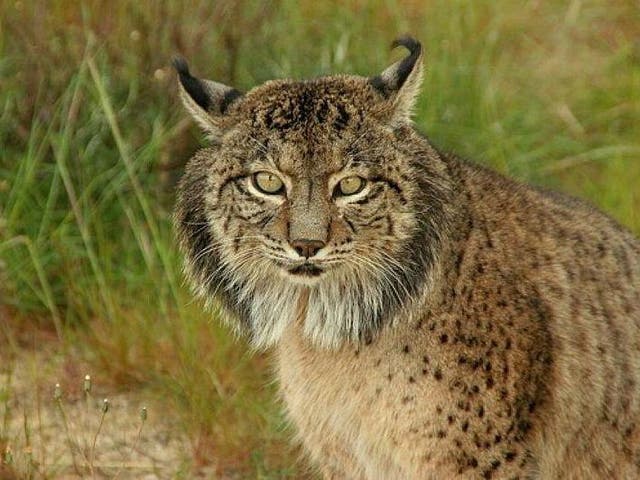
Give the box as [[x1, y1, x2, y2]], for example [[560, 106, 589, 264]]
[[370, 36, 423, 98], [172, 55, 211, 111], [390, 36, 422, 89], [171, 55, 190, 76], [391, 36, 422, 55]]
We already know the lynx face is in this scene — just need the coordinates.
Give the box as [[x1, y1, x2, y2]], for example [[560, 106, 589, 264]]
[[175, 39, 453, 348]]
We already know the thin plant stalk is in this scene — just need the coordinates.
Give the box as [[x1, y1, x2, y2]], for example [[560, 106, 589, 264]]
[[89, 398, 109, 478], [54, 385, 81, 476], [112, 406, 147, 480]]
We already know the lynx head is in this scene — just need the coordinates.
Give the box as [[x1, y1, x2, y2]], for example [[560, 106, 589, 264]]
[[174, 37, 453, 349]]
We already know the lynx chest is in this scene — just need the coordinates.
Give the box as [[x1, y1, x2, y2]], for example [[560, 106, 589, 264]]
[[275, 314, 520, 479]]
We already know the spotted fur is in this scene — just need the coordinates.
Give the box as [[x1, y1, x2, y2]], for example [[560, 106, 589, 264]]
[[174, 37, 640, 478]]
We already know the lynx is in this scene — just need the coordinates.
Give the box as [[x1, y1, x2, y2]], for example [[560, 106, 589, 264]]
[[173, 37, 640, 479]]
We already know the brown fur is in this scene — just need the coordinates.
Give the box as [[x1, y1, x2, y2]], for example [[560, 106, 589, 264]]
[[173, 38, 640, 478]]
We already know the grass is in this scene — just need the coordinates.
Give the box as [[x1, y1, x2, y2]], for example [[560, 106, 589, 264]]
[[0, 0, 638, 477]]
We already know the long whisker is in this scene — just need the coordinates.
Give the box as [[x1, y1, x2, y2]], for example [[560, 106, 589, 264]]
[[348, 254, 403, 308]]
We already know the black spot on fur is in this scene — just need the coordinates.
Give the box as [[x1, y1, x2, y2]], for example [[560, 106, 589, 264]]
[[220, 89, 242, 114], [334, 103, 351, 130]]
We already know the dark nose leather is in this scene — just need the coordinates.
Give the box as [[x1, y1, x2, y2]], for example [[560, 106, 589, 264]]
[[292, 239, 326, 259]]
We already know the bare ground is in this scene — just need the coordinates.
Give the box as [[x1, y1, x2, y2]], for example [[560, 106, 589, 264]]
[[0, 347, 202, 479]]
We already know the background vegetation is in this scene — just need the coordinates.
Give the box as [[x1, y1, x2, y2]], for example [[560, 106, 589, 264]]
[[1, 0, 638, 477]]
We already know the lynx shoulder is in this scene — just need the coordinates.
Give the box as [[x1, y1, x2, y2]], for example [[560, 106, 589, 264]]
[[173, 37, 640, 479]]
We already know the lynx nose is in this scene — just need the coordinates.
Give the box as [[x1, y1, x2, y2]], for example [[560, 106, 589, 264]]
[[292, 239, 325, 259]]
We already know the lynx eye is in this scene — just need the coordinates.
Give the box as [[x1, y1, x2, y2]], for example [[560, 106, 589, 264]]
[[252, 172, 285, 195], [336, 176, 366, 196]]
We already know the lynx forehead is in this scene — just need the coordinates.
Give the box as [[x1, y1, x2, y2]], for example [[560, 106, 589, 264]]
[[174, 36, 640, 479]]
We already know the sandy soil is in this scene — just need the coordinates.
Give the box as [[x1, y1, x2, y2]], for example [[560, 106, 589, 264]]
[[0, 348, 197, 479]]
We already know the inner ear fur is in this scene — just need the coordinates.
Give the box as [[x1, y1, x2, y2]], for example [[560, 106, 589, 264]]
[[172, 56, 242, 138]]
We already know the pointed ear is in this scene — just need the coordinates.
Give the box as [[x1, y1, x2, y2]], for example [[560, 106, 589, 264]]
[[369, 36, 424, 126], [172, 57, 243, 139]]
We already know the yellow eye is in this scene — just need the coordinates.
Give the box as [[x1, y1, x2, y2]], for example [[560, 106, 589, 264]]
[[252, 172, 284, 195], [337, 176, 366, 196]]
